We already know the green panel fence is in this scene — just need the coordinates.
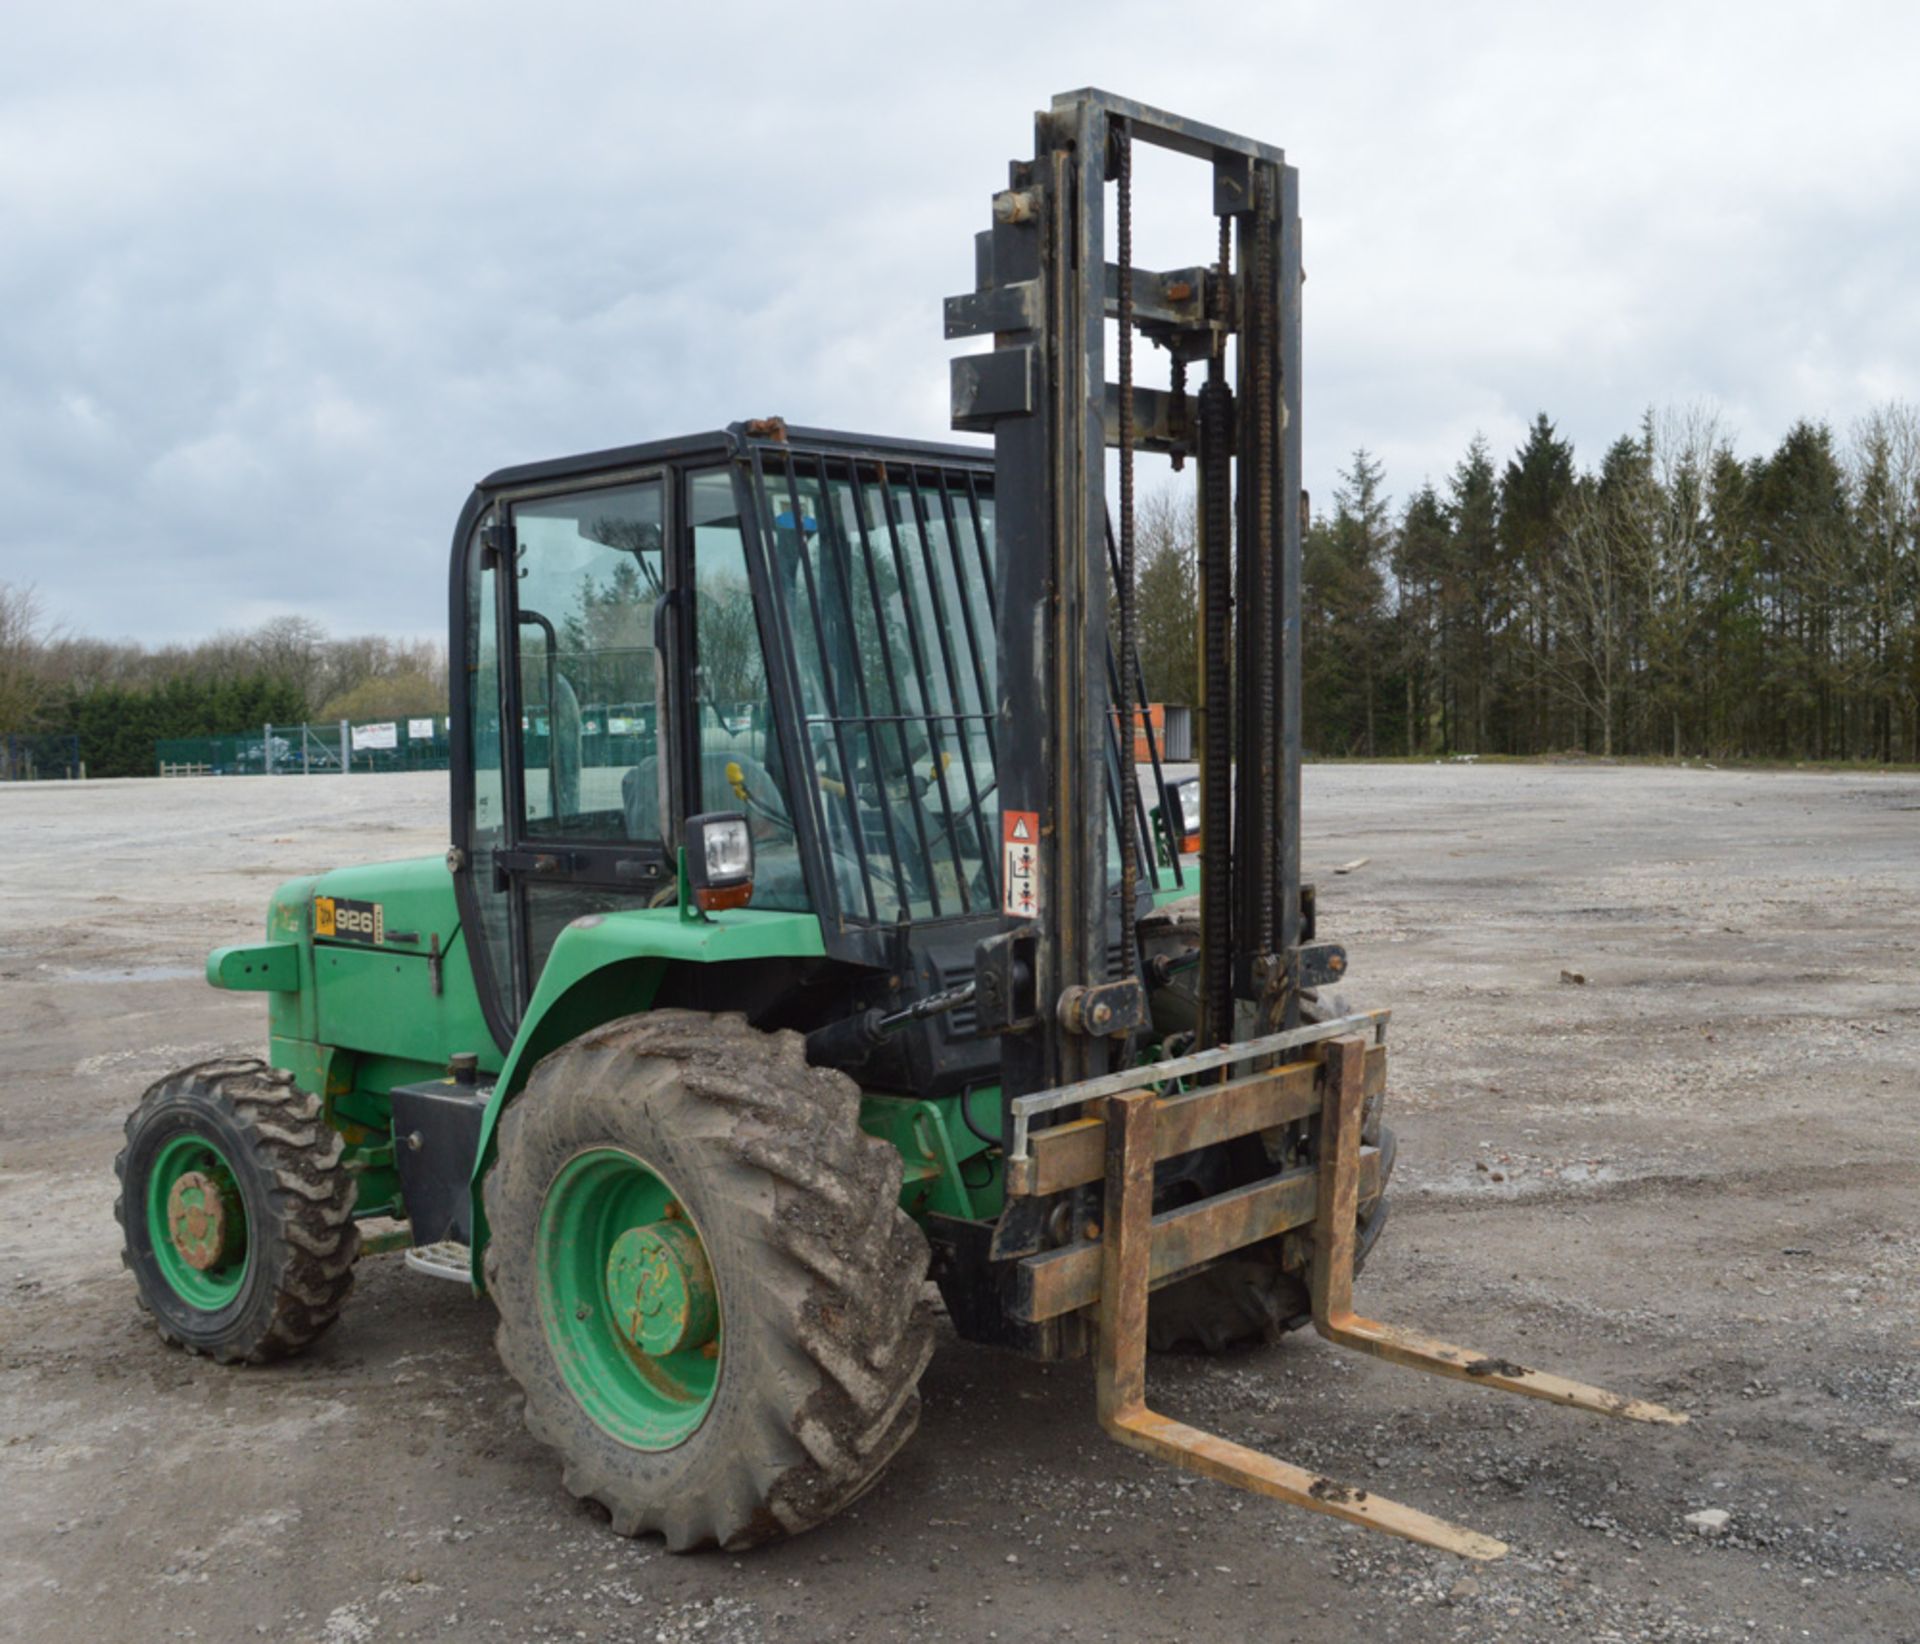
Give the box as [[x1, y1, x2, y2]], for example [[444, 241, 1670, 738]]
[[155, 718, 452, 777]]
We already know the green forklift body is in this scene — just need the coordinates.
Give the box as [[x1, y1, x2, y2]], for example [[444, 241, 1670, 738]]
[[209, 846, 1189, 1279], [211, 852, 840, 1259], [208, 421, 1195, 1297]]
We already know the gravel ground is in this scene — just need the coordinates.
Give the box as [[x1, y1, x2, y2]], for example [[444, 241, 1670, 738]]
[[2, 762, 1916, 1644]]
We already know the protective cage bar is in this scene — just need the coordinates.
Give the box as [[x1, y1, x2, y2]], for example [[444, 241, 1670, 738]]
[[739, 440, 1180, 930]]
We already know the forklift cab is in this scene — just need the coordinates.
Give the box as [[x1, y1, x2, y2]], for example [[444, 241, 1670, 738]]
[[448, 425, 1042, 1067]]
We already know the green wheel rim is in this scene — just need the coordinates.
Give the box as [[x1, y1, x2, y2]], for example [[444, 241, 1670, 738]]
[[537, 1148, 720, 1451], [146, 1132, 250, 1309]]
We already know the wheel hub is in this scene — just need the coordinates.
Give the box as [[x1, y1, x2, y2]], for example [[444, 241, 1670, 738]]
[[539, 1150, 721, 1448], [606, 1220, 717, 1358], [166, 1170, 236, 1272]]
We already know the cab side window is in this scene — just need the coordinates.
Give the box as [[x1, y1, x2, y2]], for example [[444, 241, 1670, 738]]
[[689, 469, 809, 910], [512, 481, 667, 843]]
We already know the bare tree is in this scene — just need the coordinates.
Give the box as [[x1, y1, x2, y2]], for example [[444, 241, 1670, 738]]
[[696, 572, 763, 709], [1542, 474, 1632, 755], [0, 581, 54, 735], [1625, 405, 1727, 758], [1538, 408, 1726, 758], [246, 615, 332, 716], [319, 633, 447, 717], [1130, 486, 1199, 706], [1847, 401, 1920, 760]]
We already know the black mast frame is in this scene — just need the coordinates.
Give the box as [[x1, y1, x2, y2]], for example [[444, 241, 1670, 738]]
[[948, 88, 1313, 1140]]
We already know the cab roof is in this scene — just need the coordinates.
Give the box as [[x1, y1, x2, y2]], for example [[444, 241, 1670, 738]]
[[478, 421, 992, 494]]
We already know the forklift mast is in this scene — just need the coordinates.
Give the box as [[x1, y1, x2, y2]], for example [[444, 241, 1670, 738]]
[[950, 89, 1324, 1114], [946, 91, 1683, 1560]]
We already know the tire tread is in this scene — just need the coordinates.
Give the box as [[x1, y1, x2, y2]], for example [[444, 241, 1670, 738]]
[[484, 1010, 931, 1551], [114, 1057, 359, 1364]]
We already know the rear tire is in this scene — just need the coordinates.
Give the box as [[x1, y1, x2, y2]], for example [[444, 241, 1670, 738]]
[[1148, 1253, 1313, 1353], [115, 1058, 359, 1363], [1144, 1133, 1395, 1353], [484, 1010, 932, 1550]]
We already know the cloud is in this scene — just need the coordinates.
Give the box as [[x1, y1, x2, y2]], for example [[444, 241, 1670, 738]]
[[3, 0, 1918, 640]]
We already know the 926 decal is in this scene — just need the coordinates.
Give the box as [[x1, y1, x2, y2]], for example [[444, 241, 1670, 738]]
[[314, 895, 384, 945]]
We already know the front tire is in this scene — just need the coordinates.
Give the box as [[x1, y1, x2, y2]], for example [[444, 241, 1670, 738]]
[[484, 1010, 932, 1550], [115, 1058, 360, 1363]]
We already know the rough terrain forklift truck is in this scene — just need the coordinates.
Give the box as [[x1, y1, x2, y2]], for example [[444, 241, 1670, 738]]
[[116, 89, 1679, 1559]]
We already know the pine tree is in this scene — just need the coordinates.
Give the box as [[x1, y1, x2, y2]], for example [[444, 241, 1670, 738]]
[[1445, 437, 1502, 753], [1500, 414, 1575, 748], [1753, 422, 1851, 757], [1301, 452, 1393, 755], [1393, 484, 1450, 752]]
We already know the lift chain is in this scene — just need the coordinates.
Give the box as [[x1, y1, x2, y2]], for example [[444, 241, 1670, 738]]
[[1196, 206, 1234, 1050], [1253, 173, 1280, 991], [1197, 373, 1234, 1050], [1214, 213, 1232, 337], [1115, 117, 1139, 983], [1167, 354, 1189, 472]]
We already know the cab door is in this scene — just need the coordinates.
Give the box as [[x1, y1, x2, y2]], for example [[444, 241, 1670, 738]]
[[490, 472, 679, 1014]]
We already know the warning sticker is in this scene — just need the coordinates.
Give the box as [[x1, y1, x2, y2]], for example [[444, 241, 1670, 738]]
[[1001, 810, 1039, 918]]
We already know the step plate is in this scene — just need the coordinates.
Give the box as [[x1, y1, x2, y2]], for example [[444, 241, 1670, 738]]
[[403, 1239, 472, 1285]]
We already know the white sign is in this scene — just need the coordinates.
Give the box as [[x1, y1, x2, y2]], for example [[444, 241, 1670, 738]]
[[608, 716, 634, 735], [1001, 810, 1039, 918], [352, 721, 397, 751], [408, 717, 436, 740]]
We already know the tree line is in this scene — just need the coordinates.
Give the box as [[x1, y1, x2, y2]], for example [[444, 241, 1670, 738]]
[[0, 590, 448, 778], [1130, 401, 1920, 763], [12, 395, 1920, 780]]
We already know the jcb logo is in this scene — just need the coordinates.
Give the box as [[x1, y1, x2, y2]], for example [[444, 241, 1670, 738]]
[[314, 896, 384, 946]]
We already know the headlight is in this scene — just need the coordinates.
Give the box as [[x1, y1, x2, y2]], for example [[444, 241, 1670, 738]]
[[686, 812, 754, 911]]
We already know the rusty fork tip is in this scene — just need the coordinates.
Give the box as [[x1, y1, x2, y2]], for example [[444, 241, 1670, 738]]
[[1627, 1403, 1690, 1426]]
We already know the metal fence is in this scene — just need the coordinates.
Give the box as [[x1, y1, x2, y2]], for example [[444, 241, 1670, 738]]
[[1, 733, 83, 781], [155, 718, 451, 777], [142, 702, 1189, 783]]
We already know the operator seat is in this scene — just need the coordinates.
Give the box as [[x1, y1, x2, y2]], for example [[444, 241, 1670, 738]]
[[621, 749, 809, 910], [620, 752, 792, 845]]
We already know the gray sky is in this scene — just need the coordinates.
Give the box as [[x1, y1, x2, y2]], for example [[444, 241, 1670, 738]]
[[6, 1, 1918, 644]]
